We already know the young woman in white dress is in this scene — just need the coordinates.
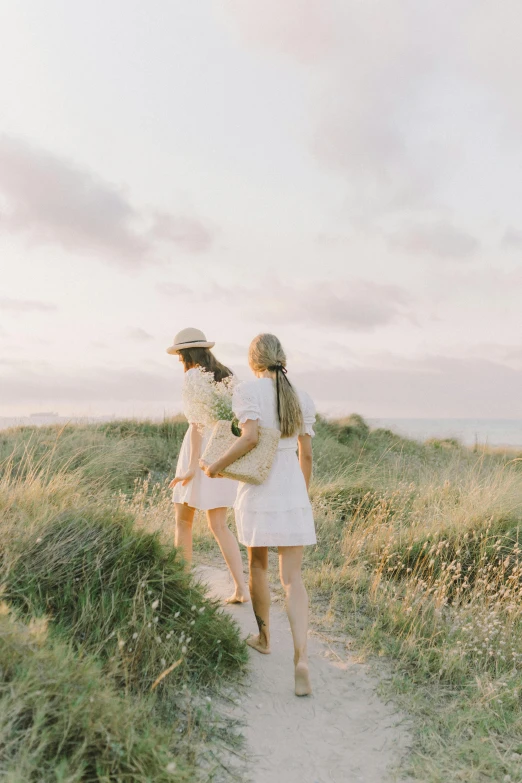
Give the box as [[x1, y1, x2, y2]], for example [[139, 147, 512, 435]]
[[166, 327, 249, 604], [201, 333, 316, 695]]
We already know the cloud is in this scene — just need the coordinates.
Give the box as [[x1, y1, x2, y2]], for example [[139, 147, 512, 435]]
[[126, 328, 154, 342], [0, 296, 57, 312], [294, 355, 522, 418], [0, 362, 180, 404], [159, 278, 413, 331], [388, 220, 479, 260], [224, 1, 452, 219], [502, 227, 522, 250], [0, 135, 215, 267], [149, 213, 215, 254], [2, 353, 521, 418]]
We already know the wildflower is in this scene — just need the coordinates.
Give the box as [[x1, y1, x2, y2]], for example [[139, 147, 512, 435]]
[[156, 636, 161, 643], [151, 599, 159, 610], [154, 616, 159, 624], [118, 640, 125, 649], [191, 605, 196, 611], [190, 620, 195, 626], [174, 611, 180, 618], [199, 607, 205, 614], [205, 696, 211, 703], [166, 761, 177, 774], [182, 645, 187, 654], [132, 632, 138, 640], [186, 637, 191, 643]]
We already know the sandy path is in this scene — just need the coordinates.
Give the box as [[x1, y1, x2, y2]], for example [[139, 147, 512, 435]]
[[197, 565, 411, 783]]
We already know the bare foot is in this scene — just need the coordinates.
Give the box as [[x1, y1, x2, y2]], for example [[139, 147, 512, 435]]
[[246, 634, 271, 655], [295, 661, 312, 696], [225, 592, 250, 605]]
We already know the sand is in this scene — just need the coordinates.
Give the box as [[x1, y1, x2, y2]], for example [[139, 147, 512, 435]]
[[197, 565, 412, 783]]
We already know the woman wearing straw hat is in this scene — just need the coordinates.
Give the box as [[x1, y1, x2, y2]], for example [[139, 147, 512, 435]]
[[201, 333, 316, 696], [166, 327, 249, 604]]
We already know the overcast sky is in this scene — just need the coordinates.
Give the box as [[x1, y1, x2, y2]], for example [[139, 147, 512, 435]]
[[1, 0, 521, 418]]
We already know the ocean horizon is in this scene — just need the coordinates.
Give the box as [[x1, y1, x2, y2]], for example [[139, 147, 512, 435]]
[[1, 414, 522, 448]]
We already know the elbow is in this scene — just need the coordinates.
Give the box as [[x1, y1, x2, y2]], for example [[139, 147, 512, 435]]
[[244, 432, 259, 449]]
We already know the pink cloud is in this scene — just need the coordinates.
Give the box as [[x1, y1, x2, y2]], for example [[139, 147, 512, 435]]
[[0, 135, 216, 268]]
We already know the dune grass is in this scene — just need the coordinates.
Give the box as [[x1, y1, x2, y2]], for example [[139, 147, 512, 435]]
[[3, 415, 522, 781], [0, 420, 246, 781], [307, 418, 522, 782]]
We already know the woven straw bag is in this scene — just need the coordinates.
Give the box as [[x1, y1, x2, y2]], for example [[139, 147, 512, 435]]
[[201, 420, 281, 485]]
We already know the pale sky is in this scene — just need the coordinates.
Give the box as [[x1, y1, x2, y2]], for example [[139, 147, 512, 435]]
[[1, 0, 521, 418]]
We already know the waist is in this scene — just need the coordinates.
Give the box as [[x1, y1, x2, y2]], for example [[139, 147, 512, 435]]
[[278, 438, 298, 451]]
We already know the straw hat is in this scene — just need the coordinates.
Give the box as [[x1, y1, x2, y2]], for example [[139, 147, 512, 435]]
[[166, 327, 215, 355]]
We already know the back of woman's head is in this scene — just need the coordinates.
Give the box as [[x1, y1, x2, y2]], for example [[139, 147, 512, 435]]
[[248, 334, 303, 438], [178, 347, 232, 383]]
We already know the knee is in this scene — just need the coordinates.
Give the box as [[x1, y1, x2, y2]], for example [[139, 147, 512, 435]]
[[250, 554, 268, 572], [280, 572, 303, 594], [208, 516, 226, 535]]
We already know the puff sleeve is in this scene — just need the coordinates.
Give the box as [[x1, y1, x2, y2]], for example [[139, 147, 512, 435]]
[[232, 382, 261, 424], [299, 390, 316, 438]]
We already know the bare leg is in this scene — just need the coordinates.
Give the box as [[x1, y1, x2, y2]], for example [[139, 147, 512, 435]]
[[246, 546, 271, 653], [279, 546, 312, 696], [207, 507, 249, 603], [174, 503, 195, 567]]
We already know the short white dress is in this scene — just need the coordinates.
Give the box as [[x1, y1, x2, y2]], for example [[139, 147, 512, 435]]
[[232, 377, 317, 547], [172, 368, 238, 511]]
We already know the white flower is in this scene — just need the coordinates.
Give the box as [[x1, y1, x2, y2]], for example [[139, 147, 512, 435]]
[[191, 605, 196, 611], [154, 616, 159, 623], [182, 645, 187, 654], [132, 632, 138, 639], [182, 366, 236, 428], [174, 611, 180, 618], [151, 599, 159, 610], [190, 620, 195, 626], [166, 761, 177, 774], [186, 637, 191, 643], [198, 607, 205, 614]]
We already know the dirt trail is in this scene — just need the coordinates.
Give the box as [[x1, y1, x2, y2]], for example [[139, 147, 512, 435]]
[[197, 565, 411, 783]]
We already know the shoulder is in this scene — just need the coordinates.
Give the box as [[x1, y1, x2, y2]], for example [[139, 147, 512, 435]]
[[232, 379, 263, 421]]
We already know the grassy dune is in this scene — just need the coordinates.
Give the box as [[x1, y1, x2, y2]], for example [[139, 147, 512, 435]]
[[309, 416, 522, 782], [0, 421, 246, 781], [1, 416, 522, 781]]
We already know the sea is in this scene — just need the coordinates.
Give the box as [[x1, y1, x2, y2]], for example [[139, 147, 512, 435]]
[[1, 414, 522, 449], [369, 419, 522, 448]]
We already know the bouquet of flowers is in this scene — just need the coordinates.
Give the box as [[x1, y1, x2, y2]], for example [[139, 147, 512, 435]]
[[183, 367, 240, 433]]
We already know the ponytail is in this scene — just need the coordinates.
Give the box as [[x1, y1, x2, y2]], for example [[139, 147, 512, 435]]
[[248, 334, 303, 438]]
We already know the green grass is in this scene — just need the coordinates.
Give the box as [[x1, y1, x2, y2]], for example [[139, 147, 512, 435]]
[[306, 417, 522, 782], [0, 418, 246, 781], [3, 414, 522, 781]]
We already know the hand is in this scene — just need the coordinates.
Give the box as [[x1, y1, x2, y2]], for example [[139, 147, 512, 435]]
[[199, 459, 223, 479], [169, 470, 195, 488]]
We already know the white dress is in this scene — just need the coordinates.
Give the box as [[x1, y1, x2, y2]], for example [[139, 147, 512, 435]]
[[172, 368, 238, 511], [232, 377, 317, 547]]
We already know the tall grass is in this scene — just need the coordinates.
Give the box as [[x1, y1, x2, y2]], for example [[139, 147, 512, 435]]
[[306, 419, 522, 782], [0, 419, 246, 781]]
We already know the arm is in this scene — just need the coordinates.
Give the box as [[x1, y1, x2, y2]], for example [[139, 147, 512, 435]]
[[200, 419, 259, 478], [297, 434, 313, 490], [169, 424, 202, 488]]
